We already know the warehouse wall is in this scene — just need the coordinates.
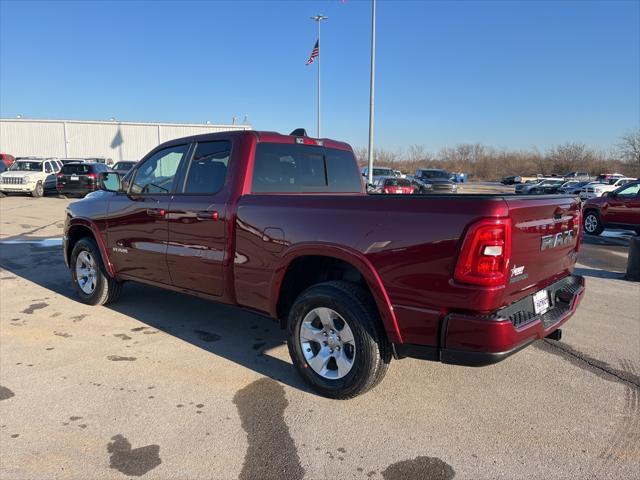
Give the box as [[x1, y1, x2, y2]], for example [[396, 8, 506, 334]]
[[0, 119, 251, 160]]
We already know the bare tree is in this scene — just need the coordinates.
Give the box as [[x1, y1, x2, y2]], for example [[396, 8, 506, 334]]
[[617, 130, 640, 167]]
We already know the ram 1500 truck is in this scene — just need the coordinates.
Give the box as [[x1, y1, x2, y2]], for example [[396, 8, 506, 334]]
[[63, 130, 585, 398]]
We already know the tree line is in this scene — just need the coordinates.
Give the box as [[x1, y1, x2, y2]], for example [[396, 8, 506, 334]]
[[356, 130, 640, 181]]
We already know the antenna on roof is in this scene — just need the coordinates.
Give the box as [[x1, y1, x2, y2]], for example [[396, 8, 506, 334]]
[[290, 128, 308, 137]]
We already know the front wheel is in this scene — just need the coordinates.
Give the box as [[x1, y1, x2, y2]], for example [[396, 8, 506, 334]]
[[70, 237, 122, 305], [287, 281, 390, 399], [583, 211, 604, 236], [31, 181, 44, 198]]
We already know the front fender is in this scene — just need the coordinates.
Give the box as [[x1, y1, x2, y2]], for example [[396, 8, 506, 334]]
[[66, 217, 116, 277], [269, 242, 402, 344]]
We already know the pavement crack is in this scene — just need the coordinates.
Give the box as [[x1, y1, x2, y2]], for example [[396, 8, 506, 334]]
[[536, 339, 640, 389]]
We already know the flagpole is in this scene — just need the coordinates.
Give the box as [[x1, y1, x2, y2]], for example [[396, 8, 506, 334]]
[[311, 14, 328, 138], [366, 0, 376, 186]]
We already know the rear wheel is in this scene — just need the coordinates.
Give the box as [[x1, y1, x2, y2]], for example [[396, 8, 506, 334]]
[[31, 181, 44, 198], [70, 237, 122, 305], [287, 281, 390, 399], [583, 211, 604, 235]]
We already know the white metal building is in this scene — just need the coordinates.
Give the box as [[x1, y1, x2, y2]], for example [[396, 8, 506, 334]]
[[0, 118, 251, 161]]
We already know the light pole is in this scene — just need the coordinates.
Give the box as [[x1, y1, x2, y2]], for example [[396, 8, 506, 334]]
[[310, 14, 328, 138], [366, 0, 376, 186]]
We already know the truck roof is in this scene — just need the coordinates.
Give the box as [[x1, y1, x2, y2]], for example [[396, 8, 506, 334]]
[[157, 130, 353, 152]]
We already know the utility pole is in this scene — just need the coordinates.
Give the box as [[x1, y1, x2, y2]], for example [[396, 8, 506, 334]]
[[366, 0, 376, 186], [310, 14, 328, 138]]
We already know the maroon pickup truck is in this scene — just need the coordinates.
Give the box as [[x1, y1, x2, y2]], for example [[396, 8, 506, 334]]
[[63, 130, 585, 398]]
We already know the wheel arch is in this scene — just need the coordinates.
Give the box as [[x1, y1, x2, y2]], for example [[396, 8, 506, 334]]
[[270, 243, 402, 344], [66, 218, 115, 277]]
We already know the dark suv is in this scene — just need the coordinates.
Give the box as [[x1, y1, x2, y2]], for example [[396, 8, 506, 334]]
[[57, 162, 110, 197]]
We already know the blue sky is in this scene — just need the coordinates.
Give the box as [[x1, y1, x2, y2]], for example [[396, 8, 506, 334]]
[[0, 0, 638, 152]]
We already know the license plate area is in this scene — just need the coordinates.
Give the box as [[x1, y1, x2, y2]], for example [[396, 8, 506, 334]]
[[70, 176, 79, 181], [533, 289, 550, 315]]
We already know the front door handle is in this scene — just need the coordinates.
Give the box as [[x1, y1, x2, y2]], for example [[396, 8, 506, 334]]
[[146, 208, 166, 218], [196, 211, 219, 221]]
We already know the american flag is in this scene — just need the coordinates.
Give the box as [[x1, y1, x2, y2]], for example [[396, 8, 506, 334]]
[[306, 40, 319, 65]]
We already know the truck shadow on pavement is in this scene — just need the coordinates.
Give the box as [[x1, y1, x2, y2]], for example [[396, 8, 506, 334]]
[[0, 236, 311, 395]]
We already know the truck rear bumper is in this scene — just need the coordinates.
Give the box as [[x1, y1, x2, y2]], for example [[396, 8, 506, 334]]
[[394, 274, 585, 367]]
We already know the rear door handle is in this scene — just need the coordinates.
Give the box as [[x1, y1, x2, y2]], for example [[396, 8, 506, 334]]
[[196, 211, 219, 221], [146, 208, 166, 218]]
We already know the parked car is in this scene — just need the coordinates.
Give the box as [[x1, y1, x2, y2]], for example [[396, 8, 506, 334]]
[[596, 177, 637, 195], [501, 175, 522, 185], [563, 171, 590, 181], [111, 161, 138, 174], [595, 173, 624, 183], [414, 169, 457, 193], [361, 166, 396, 184], [57, 162, 111, 197], [516, 179, 564, 194], [0, 153, 15, 168], [406, 176, 434, 194], [558, 181, 590, 195], [370, 176, 414, 194], [582, 181, 640, 235], [63, 129, 585, 399], [579, 182, 610, 200], [0, 158, 61, 196]]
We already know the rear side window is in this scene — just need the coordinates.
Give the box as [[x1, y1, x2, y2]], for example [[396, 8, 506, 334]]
[[183, 141, 231, 194], [252, 143, 361, 193]]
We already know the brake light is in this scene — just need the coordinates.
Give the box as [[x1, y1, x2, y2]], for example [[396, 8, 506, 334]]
[[86, 173, 97, 181], [454, 218, 511, 286], [57, 173, 64, 179]]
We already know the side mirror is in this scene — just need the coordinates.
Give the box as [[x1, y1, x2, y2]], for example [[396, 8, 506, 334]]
[[602, 191, 612, 198], [98, 171, 121, 192]]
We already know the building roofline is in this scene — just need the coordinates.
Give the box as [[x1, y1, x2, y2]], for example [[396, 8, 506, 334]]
[[0, 118, 251, 129]]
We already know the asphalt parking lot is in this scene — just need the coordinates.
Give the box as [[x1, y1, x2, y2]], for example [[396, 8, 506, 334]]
[[1, 194, 638, 480]]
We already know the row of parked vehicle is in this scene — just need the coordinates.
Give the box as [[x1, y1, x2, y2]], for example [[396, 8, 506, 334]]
[[509, 173, 637, 200], [0, 154, 138, 198], [362, 167, 460, 194]]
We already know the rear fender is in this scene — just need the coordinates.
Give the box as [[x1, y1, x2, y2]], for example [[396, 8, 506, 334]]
[[270, 243, 402, 343]]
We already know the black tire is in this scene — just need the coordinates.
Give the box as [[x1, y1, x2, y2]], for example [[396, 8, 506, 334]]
[[583, 210, 604, 236], [70, 237, 122, 305], [287, 281, 391, 399], [31, 181, 44, 198]]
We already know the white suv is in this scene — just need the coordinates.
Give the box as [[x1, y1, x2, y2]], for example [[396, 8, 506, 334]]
[[0, 158, 62, 197], [579, 177, 637, 200]]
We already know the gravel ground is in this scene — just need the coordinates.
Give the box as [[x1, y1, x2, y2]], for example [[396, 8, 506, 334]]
[[0, 195, 638, 480]]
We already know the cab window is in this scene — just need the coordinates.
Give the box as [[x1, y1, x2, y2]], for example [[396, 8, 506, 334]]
[[182, 141, 231, 194], [130, 145, 188, 194]]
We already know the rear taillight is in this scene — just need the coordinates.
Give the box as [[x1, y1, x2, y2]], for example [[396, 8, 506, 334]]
[[86, 173, 97, 181], [454, 218, 511, 287], [57, 173, 64, 179], [383, 187, 391, 194]]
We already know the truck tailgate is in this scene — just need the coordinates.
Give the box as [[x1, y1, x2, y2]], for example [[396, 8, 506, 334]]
[[503, 195, 581, 305]]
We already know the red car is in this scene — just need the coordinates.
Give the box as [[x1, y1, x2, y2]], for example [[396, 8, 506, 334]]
[[62, 130, 584, 398], [372, 176, 414, 194], [582, 180, 640, 235], [0, 153, 15, 168]]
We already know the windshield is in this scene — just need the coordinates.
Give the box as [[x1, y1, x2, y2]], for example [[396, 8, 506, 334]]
[[420, 170, 449, 179], [9, 161, 42, 172], [372, 168, 393, 176]]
